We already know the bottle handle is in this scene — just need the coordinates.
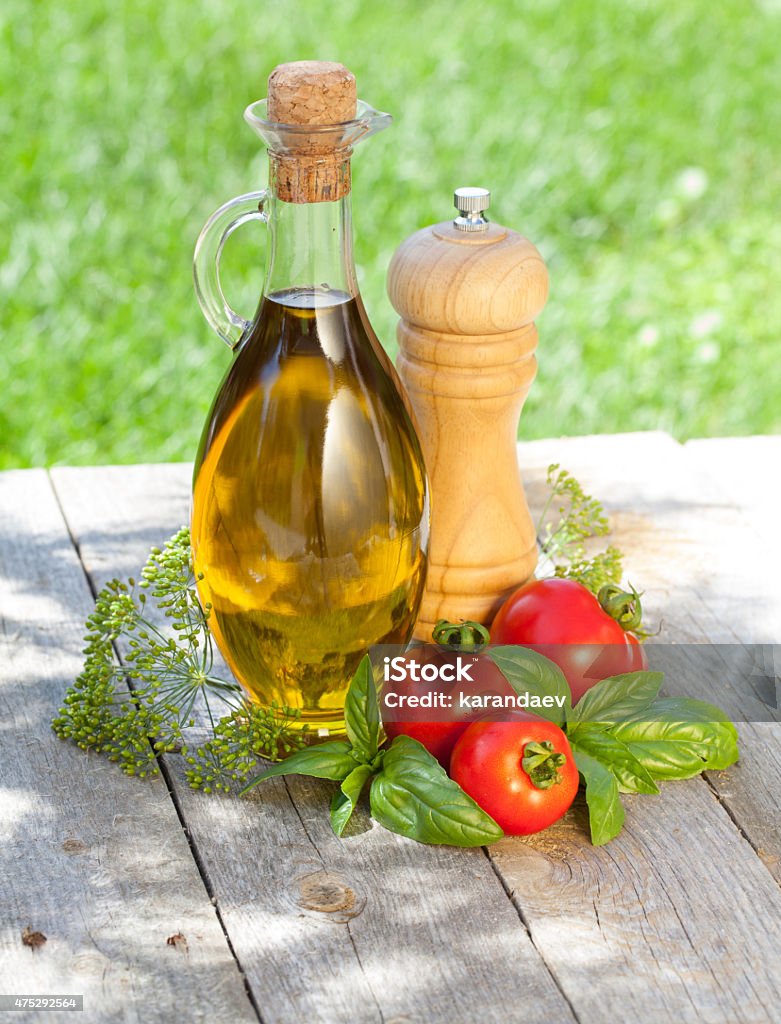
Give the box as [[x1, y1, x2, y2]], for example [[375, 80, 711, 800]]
[[193, 189, 270, 349]]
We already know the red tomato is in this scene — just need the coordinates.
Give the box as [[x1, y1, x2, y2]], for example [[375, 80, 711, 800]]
[[450, 715, 579, 835], [382, 642, 514, 767], [490, 578, 647, 704]]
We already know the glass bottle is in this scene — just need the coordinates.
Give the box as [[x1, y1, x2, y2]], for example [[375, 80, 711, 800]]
[[191, 62, 429, 739]]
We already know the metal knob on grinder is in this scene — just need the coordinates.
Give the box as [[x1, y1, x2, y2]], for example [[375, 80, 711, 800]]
[[454, 186, 491, 232], [387, 185, 549, 638]]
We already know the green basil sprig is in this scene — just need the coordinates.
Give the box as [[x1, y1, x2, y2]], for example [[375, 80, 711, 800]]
[[488, 648, 739, 845], [487, 646, 571, 724], [569, 670, 664, 725], [241, 648, 740, 849], [570, 727, 659, 796], [344, 655, 381, 762], [241, 655, 503, 848], [564, 669, 740, 843], [572, 749, 625, 846], [608, 697, 740, 779], [240, 740, 358, 783], [331, 764, 376, 837], [370, 735, 504, 846]]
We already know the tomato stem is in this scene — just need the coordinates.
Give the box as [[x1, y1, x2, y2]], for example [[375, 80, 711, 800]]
[[432, 619, 490, 651], [522, 740, 567, 789], [598, 583, 644, 633]]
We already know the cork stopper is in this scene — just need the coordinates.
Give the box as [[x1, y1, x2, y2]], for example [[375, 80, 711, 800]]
[[267, 61, 357, 125], [266, 61, 357, 204]]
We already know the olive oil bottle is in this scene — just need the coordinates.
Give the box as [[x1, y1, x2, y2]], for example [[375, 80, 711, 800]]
[[191, 63, 429, 737]]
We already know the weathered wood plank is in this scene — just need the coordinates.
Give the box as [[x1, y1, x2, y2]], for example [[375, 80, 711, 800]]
[[684, 435, 781, 572], [484, 431, 781, 1023], [522, 430, 779, 643], [684, 436, 781, 881], [50, 463, 577, 1024], [0, 469, 257, 1024]]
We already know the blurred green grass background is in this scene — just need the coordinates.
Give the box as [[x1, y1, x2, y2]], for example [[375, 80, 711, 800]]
[[2, 0, 780, 468]]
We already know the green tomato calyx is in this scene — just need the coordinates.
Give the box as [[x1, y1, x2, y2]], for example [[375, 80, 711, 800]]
[[522, 740, 567, 790], [598, 582, 644, 633], [432, 619, 490, 651]]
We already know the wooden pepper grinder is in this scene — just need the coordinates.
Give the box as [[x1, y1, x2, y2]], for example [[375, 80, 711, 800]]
[[388, 187, 549, 639]]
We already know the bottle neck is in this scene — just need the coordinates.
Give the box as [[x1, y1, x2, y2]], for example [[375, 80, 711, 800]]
[[263, 157, 358, 301]]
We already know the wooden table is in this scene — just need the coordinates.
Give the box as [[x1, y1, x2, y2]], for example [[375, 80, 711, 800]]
[[2, 431, 780, 1024]]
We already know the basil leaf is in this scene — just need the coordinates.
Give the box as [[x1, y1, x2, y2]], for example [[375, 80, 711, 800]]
[[488, 646, 572, 724], [609, 697, 740, 779], [240, 740, 355, 794], [574, 749, 625, 846], [570, 726, 659, 794], [344, 654, 380, 762], [370, 736, 504, 847], [570, 671, 663, 725], [330, 763, 375, 837]]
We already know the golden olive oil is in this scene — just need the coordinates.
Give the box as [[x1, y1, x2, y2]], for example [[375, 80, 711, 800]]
[[192, 287, 429, 735]]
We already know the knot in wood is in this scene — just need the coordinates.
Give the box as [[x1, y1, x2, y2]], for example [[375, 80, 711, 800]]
[[294, 870, 364, 922], [61, 837, 88, 855]]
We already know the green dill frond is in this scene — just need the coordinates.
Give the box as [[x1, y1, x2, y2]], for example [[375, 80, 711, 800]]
[[538, 465, 624, 596]]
